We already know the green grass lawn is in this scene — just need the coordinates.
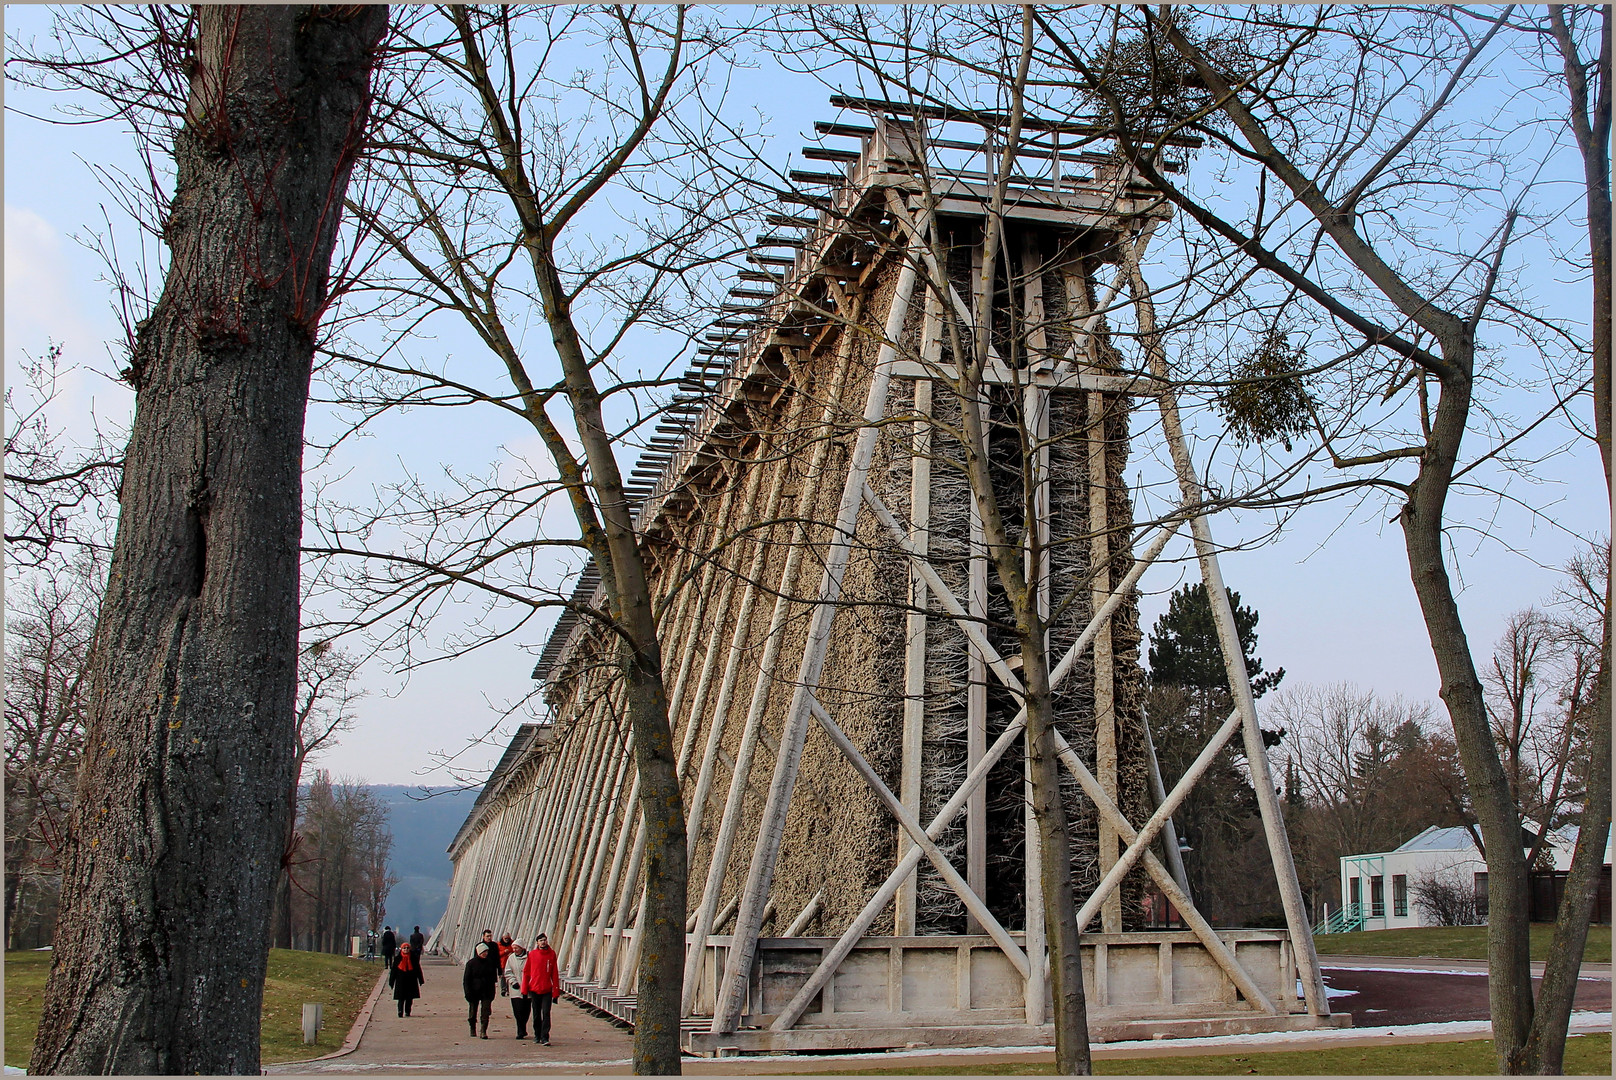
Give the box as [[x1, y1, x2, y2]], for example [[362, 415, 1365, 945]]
[[5, 947, 382, 1069], [1312, 923, 1611, 963], [828, 1033, 1613, 1075]]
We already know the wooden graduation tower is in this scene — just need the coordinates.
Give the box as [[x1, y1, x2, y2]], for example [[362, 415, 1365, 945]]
[[437, 97, 1344, 1054]]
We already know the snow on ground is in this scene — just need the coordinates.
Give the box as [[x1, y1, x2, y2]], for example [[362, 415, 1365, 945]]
[[1307, 977, 1360, 1000], [1320, 964, 1490, 977]]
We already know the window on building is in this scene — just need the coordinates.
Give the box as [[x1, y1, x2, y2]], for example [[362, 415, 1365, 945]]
[[1475, 872, 1489, 921], [1393, 874, 1408, 917], [1349, 876, 1361, 912], [1370, 875, 1385, 918]]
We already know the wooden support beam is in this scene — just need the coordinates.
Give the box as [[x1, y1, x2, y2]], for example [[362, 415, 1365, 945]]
[[682, 310, 861, 1016], [1122, 230, 1329, 1019], [897, 369, 933, 937], [1048, 724, 1277, 1015], [765, 522, 1179, 1034], [683, 463, 773, 855], [712, 213, 925, 1034], [1075, 708, 1241, 931], [783, 891, 823, 937], [1143, 709, 1193, 896], [565, 738, 634, 973]]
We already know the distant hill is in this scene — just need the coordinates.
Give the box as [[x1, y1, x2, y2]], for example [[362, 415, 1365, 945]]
[[371, 784, 481, 937]]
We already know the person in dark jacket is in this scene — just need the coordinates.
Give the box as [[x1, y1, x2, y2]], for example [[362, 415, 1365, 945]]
[[390, 943, 425, 1017], [521, 932, 562, 1046], [381, 926, 397, 968], [463, 941, 500, 1038], [409, 925, 425, 957]]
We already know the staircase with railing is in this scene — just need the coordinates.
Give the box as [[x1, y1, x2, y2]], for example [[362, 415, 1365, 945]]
[[1313, 903, 1367, 935]]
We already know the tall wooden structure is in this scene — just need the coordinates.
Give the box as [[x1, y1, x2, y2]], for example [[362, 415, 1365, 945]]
[[435, 98, 1344, 1054]]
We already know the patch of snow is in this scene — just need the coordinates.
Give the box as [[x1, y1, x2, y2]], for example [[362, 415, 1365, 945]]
[[1321, 964, 1488, 977], [1304, 978, 1359, 1000]]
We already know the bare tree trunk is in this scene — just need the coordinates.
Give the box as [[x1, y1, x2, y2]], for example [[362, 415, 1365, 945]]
[[1398, 367, 1535, 1072], [529, 233, 688, 1076], [1524, 637, 1610, 1073], [28, 7, 386, 1073], [1525, 10, 1614, 1070]]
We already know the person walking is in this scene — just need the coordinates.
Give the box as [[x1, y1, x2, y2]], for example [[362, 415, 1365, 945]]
[[463, 941, 500, 1039], [503, 938, 530, 1039], [409, 925, 425, 957], [496, 933, 517, 996], [381, 926, 397, 969], [389, 942, 425, 1017], [521, 932, 561, 1046]]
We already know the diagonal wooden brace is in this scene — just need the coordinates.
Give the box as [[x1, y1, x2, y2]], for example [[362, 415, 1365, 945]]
[[1049, 726, 1278, 1015], [1074, 707, 1242, 931], [768, 713, 1032, 1033], [808, 696, 1030, 979]]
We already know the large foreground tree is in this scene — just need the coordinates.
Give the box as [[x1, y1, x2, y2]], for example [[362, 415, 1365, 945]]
[[25, 7, 387, 1073]]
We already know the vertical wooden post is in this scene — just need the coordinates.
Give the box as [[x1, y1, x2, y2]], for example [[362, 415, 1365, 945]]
[[897, 352, 934, 936], [1089, 385, 1119, 933], [965, 242, 989, 934]]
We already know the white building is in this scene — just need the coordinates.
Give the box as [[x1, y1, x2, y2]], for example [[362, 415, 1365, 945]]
[[1329, 825, 1608, 933]]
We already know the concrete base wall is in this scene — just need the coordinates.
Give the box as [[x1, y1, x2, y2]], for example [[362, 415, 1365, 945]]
[[560, 928, 1344, 1055]]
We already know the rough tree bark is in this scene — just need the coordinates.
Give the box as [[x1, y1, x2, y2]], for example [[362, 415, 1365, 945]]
[[29, 6, 386, 1074]]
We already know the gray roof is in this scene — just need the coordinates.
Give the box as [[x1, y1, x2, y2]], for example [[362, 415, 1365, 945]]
[[1394, 825, 1479, 852]]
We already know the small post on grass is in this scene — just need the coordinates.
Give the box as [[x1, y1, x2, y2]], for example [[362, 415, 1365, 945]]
[[302, 1003, 324, 1045]]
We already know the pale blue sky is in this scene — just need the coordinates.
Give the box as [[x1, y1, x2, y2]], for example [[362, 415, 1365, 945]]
[[5, 7, 1606, 785]]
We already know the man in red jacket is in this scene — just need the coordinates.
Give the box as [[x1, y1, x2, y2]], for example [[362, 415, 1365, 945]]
[[521, 932, 562, 1046]]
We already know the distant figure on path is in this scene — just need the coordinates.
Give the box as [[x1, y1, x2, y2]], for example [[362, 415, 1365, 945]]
[[390, 944, 425, 1017], [503, 939, 530, 1038], [497, 933, 518, 997], [381, 926, 397, 968], [522, 932, 562, 1046], [463, 941, 500, 1039], [410, 925, 425, 957]]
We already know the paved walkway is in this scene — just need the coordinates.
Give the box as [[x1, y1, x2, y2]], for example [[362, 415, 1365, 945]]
[[267, 957, 635, 1074]]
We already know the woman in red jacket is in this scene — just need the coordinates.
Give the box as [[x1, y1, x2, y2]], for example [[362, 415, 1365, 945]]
[[521, 932, 561, 1045]]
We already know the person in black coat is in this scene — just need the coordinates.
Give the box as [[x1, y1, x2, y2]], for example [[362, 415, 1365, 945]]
[[409, 925, 425, 955], [381, 926, 397, 968], [463, 941, 500, 1038], [389, 944, 425, 1017]]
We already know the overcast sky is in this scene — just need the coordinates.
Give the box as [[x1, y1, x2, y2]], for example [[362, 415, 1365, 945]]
[[6, 7, 1606, 787]]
